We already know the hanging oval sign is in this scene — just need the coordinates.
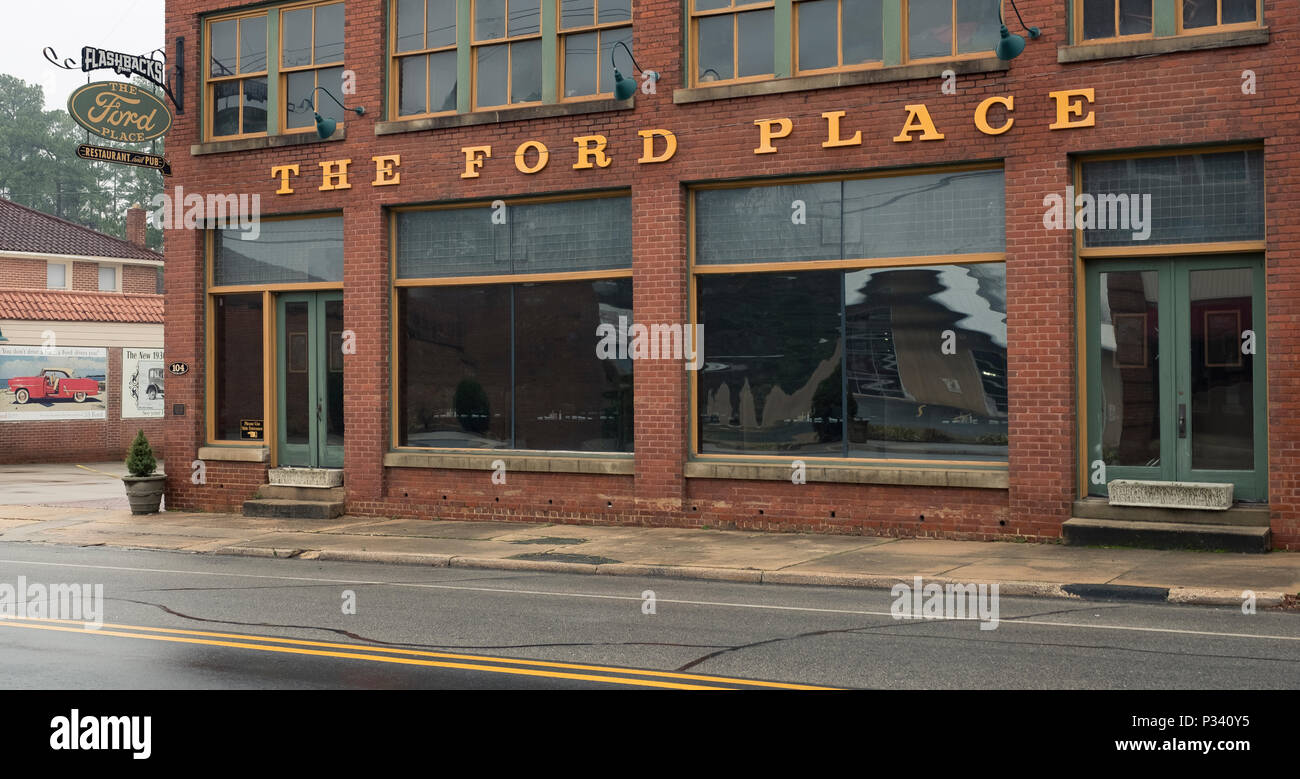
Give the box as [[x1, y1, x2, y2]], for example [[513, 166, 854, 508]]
[[168, 362, 189, 376], [67, 81, 172, 143]]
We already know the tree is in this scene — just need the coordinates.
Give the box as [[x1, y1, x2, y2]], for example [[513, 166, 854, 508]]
[[0, 74, 165, 250]]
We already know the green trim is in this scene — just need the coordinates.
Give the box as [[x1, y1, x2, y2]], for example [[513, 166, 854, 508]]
[[457, 0, 472, 113], [542, 0, 558, 103], [1085, 256, 1267, 501], [774, 0, 792, 79], [883, 0, 902, 67], [266, 10, 280, 135], [1154, 0, 1177, 36], [277, 291, 344, 468]]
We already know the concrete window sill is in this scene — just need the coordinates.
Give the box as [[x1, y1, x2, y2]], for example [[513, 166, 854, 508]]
[[197, 446, 269, 463], [375, 97, 633, 136], [190, 127, 347, 157], [384, 451, 634, 475], [673, 58, 1008, 104], [684, 460, 1008, 489], [1058, 28, 1269, 64]]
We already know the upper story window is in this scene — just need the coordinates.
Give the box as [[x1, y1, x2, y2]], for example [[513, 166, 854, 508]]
[[794, 0, 883, 74], [98, 265, 119, 292], [47, 261, 69, 290], [905, 0, 1001, 62], [687, 0, 1001, 86], [205, 1, 346, 142], [692, 0, 775, 84], [1181, 0, 1257, 30], [387, 0, 636, 119], [281, 2, 346, 132], [1076, 0, 1258, 43], [559, 0, 632, 99], [394, 0, 459, 117], [207, 11, 269, 138], [472, 0, 544, 109]]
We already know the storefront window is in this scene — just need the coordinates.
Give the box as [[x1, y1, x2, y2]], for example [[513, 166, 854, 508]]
[[395, 196, 633, 452], [694, 169, 1007, 461], [214, 216, 344, 286], [1079, 149, 1264, 247], [213, 293, 264, 440]]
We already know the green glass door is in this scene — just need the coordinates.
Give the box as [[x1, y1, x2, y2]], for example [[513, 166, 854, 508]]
[[1086, 256, 1266, 501], [277, 291, 344, 468]]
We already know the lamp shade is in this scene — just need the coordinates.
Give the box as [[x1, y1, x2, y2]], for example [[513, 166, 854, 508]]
[[996, 25, 1026, 60], [314, 112, 337, 139], [613, 69, 636, 100]]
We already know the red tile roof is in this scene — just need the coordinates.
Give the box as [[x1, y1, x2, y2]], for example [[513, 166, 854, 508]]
[[0, 198, 162, 262], [0, 289, 163, 324]]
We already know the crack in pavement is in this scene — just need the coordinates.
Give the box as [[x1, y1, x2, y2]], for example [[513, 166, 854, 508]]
[[675, 601, 1296, 673], [112, 597, 729, 653], [673, 603, 1133, 672]]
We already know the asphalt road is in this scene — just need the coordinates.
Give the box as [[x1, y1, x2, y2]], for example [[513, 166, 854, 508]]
[[0, 542, 1297, 690]]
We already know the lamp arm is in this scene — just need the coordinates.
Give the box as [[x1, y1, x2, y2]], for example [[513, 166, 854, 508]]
[[310, 86, 365, 115], [1003, 0, 1040, 36], [610, 39, 644, 74]]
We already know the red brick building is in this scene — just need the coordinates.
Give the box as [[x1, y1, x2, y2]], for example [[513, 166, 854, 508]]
[[0, 200, 165, 463], [164, 0, 1296, 549]]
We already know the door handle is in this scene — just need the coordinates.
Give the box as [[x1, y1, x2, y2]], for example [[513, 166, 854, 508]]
[[317, 398, 323, 422], [1178, 403, 1187, 438]]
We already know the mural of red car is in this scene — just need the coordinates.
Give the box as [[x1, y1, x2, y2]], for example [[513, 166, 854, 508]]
[[7, 369, 101, 404]]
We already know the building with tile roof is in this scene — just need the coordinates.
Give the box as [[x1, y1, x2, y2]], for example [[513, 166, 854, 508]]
[[0, 198, 165, 464]]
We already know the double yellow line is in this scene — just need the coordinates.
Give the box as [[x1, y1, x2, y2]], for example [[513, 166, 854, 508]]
[[0, 617, 834, 690]]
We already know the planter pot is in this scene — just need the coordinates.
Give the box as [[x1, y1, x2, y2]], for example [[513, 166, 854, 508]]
[[122, 474, 166, 515]]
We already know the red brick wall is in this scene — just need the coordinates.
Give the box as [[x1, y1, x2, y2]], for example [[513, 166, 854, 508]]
[[0, 347, 165, 465], [123, 265, 158, 295], [163, 0, 1300, 549], [72, 262, 99, 292], [0, 257, 46, 289]]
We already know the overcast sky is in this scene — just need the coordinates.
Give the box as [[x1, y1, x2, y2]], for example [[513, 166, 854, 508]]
[[0, 1, 165, 110]]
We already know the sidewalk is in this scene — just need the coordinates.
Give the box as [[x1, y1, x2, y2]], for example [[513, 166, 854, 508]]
[[1, 499, 1296, 607]]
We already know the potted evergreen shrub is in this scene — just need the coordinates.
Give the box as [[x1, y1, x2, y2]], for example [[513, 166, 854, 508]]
[[122, 429, 165, 514]]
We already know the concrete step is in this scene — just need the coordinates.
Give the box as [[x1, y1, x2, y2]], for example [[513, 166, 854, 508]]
[[254, 485, 347, 502], [1072, 498, 1270, 527], [1062, 517, 1270, 553], [1107, 479, 1232, 510], [242, 498, 344, 520], [268, 467, 343, 488]]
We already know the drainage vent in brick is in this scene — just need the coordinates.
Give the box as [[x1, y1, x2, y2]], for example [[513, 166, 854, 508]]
[[507, 552, 621, 565]]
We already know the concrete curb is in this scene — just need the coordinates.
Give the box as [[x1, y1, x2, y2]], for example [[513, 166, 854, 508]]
[[59, 540, 1297, 607]]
